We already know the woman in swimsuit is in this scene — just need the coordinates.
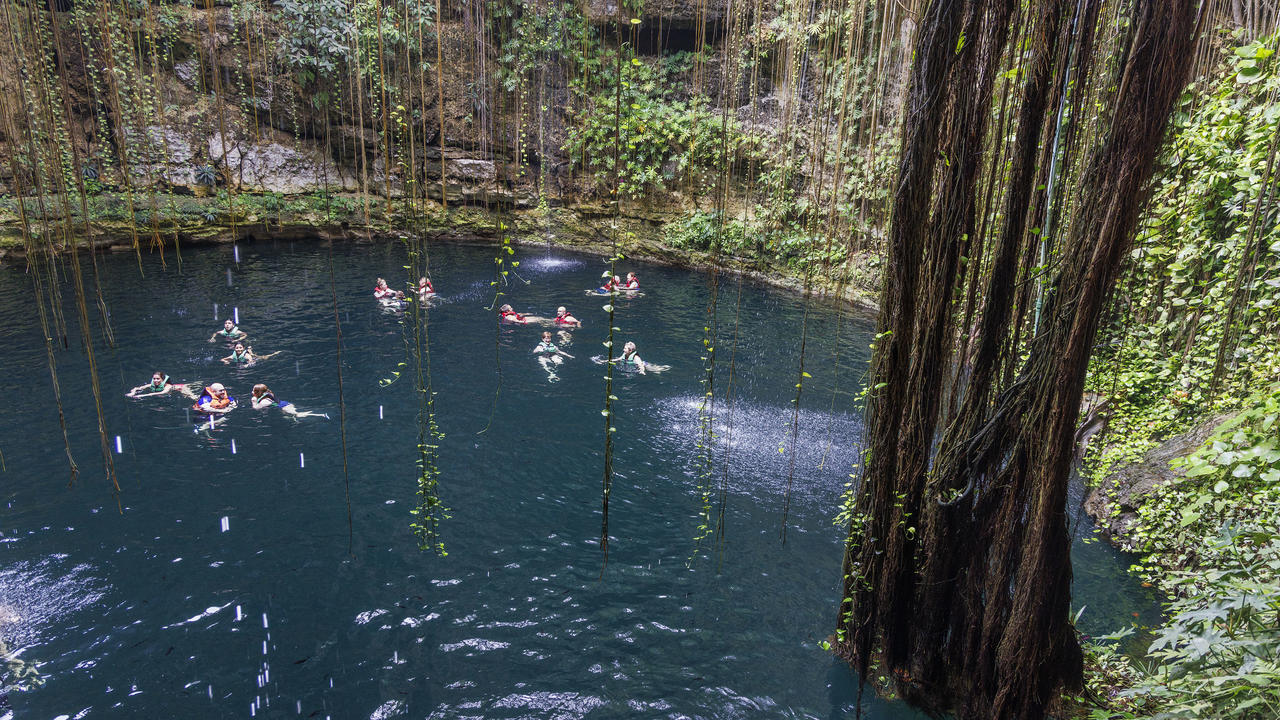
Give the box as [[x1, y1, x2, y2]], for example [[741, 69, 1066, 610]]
[[611, 341, 669, 374], [127, 371, 199, 399], [251, 384, 328, 419], [221, 342, 280, 366]]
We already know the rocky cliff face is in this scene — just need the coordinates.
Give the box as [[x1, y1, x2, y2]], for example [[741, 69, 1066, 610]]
[[0, 1, 782, 204], [1083, 414, 1232, 548]]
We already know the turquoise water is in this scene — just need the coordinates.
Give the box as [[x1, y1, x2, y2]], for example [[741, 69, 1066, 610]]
[[0, 240, 1152, 718]]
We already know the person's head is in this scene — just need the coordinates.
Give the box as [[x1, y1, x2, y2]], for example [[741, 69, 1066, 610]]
[[419, 276, 429, 285], [252, 383, 269, 399], [623, 341, 636, 355], [151, 372, 166, 385], [210, 383, 226, 397], [234, 342, 245, 354], [556, 306, 567, 317], [376, 277, 388, 289], [627, 272, 636, 280], [224, 319, 235, 330], [500, 304, 513, 313], [613, 275, 621, 283], [542, 331, 552, 342]]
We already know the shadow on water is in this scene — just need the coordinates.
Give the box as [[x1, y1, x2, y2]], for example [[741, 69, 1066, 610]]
[[0, 242, 1154, 718]]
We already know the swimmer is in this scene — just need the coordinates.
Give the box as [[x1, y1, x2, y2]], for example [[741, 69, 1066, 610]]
[[597, 274, 622, 294], [611, 341, 669, 374], [534, 331, 573, 381], [192, 382, 236, 414], [498, 304, 548, 324], [552, 306, 582, 328], [622, 271, 639, 291], [221, 342, 281, 366], [208, 318, 247, 343], [374, 277, 404, 300], [416, 276, 436, 301], [127, 371, 199, 399], [250, 383, 328, 419]]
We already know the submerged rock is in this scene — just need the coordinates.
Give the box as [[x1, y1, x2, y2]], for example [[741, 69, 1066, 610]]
[[1084, 414, 1232, 548]]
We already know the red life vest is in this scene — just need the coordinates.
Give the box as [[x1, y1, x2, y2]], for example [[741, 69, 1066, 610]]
[[555, 314, 576, 325], [501, 310, 525, 321]]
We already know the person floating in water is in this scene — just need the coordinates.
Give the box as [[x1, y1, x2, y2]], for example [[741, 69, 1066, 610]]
[[622, 271, 639, 291], [534, 331, 573, 381], [499, 303, 547, 324], [416, 276, 435, 302], [193, 383, 236, 414], [553, 306, 582, 328], [611, 341, 669, 374], [127, 372, 199, 399], [597, 275, 622, 294], [221, 342, 281, 366], [209, 319, 247, 343], [374, 277, 404, 302], [251, 384, 328, 419]]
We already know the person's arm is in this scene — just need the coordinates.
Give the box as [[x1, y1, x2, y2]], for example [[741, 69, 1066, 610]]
[[557, 349, 574, 359], [208, 333, 219, 342], [635, 356, 646, 374], [221, 354, 232, 364]]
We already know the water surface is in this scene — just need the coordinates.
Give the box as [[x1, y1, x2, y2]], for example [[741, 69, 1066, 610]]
[[0, 240, 1149, 718]]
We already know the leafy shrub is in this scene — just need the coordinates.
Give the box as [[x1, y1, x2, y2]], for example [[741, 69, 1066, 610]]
[[194, 165, 217, 187], [564, 53, 745, 198], [1088, 526, 1280, 720], [1087, 34, 1280, 484], [662, 211, 748, 254], [1127, 382, 1280, 586]]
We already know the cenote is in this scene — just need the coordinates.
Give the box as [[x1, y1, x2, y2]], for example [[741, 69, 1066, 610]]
[[0, 241, 1156, 718]]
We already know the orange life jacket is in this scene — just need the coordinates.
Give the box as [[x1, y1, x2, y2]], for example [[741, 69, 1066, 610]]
[[194, 387, 232, 412]]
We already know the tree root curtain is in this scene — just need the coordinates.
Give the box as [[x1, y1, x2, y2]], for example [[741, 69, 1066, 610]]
[[834, 1, 1201, 719]]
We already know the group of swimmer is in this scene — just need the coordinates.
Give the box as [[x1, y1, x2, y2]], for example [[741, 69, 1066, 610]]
[[377, 269, 663, 381], [488, 270, 665, 379], [126, 317, 327, 425]]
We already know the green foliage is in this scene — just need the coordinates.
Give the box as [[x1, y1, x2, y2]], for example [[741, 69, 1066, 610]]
[[275, 0, 354, 83], [564, 50, 745, 198], [662, 209, 849, 276], [661, 211, 748, 254], [1125, 383, 1280, 587], [194, 165, 217, 187], [1087, 34, 1280, 485], [1087, 527, 1280, 720], [1085, 386, 1280, 719]]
